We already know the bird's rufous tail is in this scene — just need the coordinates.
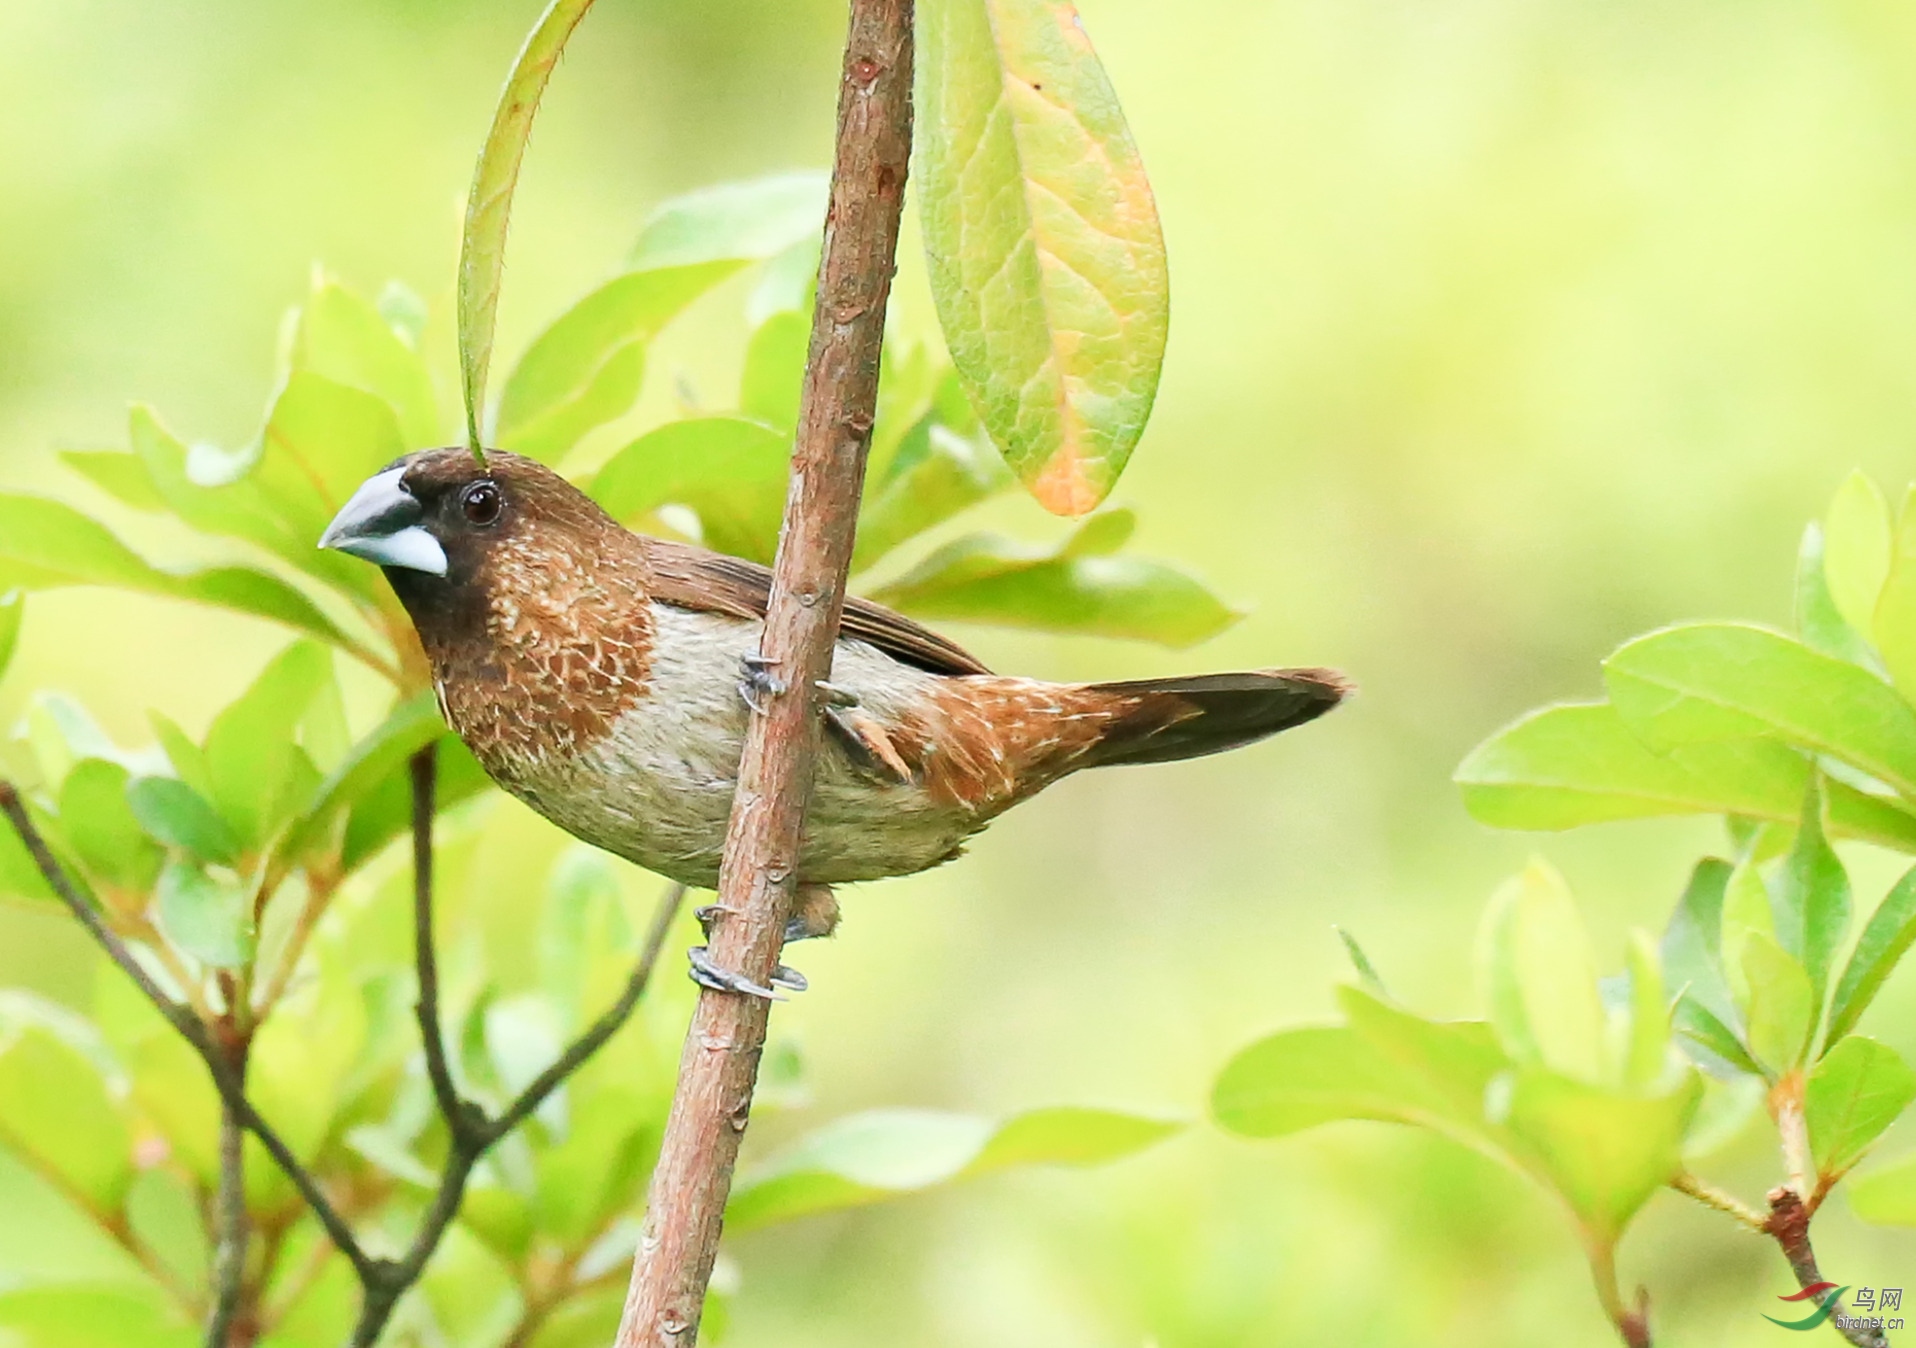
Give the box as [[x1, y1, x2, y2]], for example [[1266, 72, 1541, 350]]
[[1083, 668, 1351, 768]]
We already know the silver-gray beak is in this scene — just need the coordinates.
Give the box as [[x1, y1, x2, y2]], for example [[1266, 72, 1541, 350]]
[[318, 467, 448, 576]]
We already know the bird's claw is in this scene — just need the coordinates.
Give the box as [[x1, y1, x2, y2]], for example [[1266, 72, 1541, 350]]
[[738, 652, 787, 715], [687, 945, 787, 1001], [694, 903, 739, 939], [770, 963, 808, 992]]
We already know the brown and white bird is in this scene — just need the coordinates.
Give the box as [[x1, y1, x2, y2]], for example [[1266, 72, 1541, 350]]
[[320, 449, 1348, 995]]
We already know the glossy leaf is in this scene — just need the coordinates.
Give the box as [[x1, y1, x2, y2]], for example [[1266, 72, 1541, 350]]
[[1826, 470, 1892, 634], [1827, 865, 1916, 1042], [125, 776, 240, 867], [458, 0, 599, 453], [1737, 933, 1815, 1075], [1769, 781, 1849, 1003], [852, 422, 1012, 571], [155, 861, 253, 969], [627, 171, 828, 270], [202, 642, 333, 854], [867, 513, 1241, 647], [726, 1105, 1180, 1232], [1874, 483, 1916, 702], [918, 0, 1169, 514], [1604, 624, 1916, 797], [1455, 703, 1916, 851], [58, 760, 163, 893], [1849, 1149, 1916, 1225], [1806, 1036, 1916, 1180], [590, 417, 790, 564], [497, 262, 742, 462]]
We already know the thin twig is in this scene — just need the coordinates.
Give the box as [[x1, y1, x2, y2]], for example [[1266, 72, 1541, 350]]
[[409, 745, 478, 1143], [1669, 1172, 1768, 1229], [1764, 1188, 1891, 1348], [1588, 1243, 1653, 1348], [613, 2, 914, 1341], [205, 1060, 249, 1348], [0, 781, 376, 1282]]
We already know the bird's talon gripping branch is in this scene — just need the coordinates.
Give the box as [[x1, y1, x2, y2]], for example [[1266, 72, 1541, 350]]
[[693, 903, 739, 938], [769, 964, 808, 993], [686, 945, 786, 1001], [737, 652, 787, 715]]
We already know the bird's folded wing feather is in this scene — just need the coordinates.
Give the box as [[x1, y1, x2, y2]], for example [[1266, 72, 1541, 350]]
[[638, 536, 990, 676]]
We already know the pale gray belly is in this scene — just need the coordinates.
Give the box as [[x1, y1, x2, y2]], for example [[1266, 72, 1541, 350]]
[[499, 606, 986, 888]]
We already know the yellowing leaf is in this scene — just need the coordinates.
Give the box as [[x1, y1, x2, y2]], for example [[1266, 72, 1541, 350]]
[[918, 0, 1168, 514]]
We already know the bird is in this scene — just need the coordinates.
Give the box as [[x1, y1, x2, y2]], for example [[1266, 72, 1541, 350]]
[[320, 448, 1349, 997]]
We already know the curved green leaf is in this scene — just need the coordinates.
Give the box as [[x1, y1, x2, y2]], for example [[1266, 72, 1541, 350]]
[[203, 642, 333, 854], [726, 1104, 1180, 1232], [1828, 865, 1916, 1042], [58, 760, 163, 893], [271, 692, 445, 872], [458, 0, 600, 455], [628, 171, 828, 270], [1874, 483, 1916, 702], [126, 776, 240, 867], [341, 735, 491, 873], [155, 861, 253, 970], [1806, 1036, 1916, 1181], [1796, 522, 1874, 665], [1604, 624, 1916, 798], [590, 417, 791, 564], [867, 515, 1240, 647], [918, 0, 1169, 514], [292, 275, 440, 448]]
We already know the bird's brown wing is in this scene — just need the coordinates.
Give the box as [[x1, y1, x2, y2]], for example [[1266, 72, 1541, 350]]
[[638, 536, 991, 676]]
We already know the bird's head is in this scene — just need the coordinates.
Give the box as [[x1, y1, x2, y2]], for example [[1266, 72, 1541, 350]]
[[319, 449, 626, 611]]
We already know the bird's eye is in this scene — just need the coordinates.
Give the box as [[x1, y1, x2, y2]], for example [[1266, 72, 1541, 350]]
[[460, 481, 503, 526]]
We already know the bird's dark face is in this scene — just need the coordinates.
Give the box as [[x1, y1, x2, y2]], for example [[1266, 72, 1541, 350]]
[[318, 448, 623, 613]]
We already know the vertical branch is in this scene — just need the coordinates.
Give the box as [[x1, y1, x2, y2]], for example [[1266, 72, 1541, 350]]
[[409, 745, 478, 1141], [1765, 1189, 1889, 1348], [205, 1077, 249, 1347], [611, 2, 914, 1342]]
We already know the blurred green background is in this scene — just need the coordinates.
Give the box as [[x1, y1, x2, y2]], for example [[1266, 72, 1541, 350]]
[[5, 0, 1916, 1343]]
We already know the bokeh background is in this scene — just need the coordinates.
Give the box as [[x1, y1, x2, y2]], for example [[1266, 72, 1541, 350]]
[[5, 0, 1916, 1343]]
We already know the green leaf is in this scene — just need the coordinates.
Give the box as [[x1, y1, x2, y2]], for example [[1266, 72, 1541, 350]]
[[1737, 933, 1816, 1075], [1796, 522, 1875, 664], [271, 692, 445, 872], [1623, 931, 1669, 1089], [125, 776, 241, 866], [867, 515, 1240, 647], [628, 171, 828, 270], [0, 1287, 196, 1348], [739, 309, 809, 433], [1849, 1149, 1916, 1225], [1828, 865, 1916, 1042], [1874, 484, 1916, 702], [0, 589, 22, 684], [1826, 471, 1892, 634], [1806, 1036, 1916, 1180], [155, 861, 253, 969], [60, 449, 168, 512], [340, 734, 491, 873], [166, 566, 370, 658], [590, 417, 791, 564], [0, 1016, 131, 1212], [0, 491, 181, 592], [1671, 994, 1763, 1077], [1477, 862, 1607, 1082], [1661, 859, 1736, 1028], [124, 1166, 210, 1303], [248, 959, 369, 1163], [1770, 780, 1850, 1003], [1457, 702, 1916, 851], [852, 422, 1012, 571], [458, 0, 599, 453], [1498, 1066, 1701, 1247], [202, 642, 333, 854], [1683, 1074, 1766, 1157], [497, 262, 743, 462], [291, 275, 439, 448], [262, 370, 408, 516], [58, 760, 163, 893], [918, 0, 1169, 515], [726, 1104, 1180, 1232], [1604, 624, 1916, 798], [1335, 926, 1388, 997]]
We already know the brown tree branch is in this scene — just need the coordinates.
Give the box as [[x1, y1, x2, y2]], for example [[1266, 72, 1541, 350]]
[[409, 745, 482, 1145], [612, 1, 914, 1341], [1764, 1188, 1891, 1348], [205, 1064, 250, 1347]]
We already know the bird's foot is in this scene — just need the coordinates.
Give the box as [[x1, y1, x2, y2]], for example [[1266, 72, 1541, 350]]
[[686, 945, 788, 1001], [694, 903, 739, 939], [737, 652, 787, 715]]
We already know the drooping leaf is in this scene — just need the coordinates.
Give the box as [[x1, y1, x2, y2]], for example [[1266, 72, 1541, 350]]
[[1827, 865, 1916, 1042], [918, 0, 1169, 514], [1825, 471, 1892, 635], [125, 776, 241, 867], [1805, 1036, 1916, 1181], [590, 417, 791, 564], [497, 262, 743, 462], [154, 861, 253, 969], [1455, 703, 1916, 851], [726, 1105, 1180, 1232], [1769, 781, 1850, 1004], [1849, 1149, 1916, 1225], [867, 514, 1240, 647], [1603, 623, 1916, 798], [458, 0, 600, 453], [291, 275, 440, 448], [202, 642, 333, 854], [627, 171, 829, 270], [852, 421, 1012, 571]]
